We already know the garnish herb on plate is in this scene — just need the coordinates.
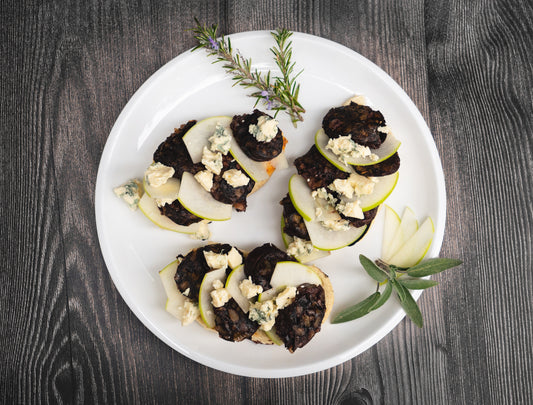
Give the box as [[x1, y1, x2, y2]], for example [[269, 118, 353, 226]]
[[191, 18, 305, 126], [332, 255, 462, 327]]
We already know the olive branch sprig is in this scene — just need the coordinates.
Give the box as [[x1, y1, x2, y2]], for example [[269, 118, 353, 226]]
[[191, 18, 305, 126], [332, 255, 463, 327]]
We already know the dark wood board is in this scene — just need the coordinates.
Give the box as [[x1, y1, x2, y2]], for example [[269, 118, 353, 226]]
[[1, 0, 531, 404]]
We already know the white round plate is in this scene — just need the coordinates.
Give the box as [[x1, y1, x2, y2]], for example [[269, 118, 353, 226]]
[[95, 31, 446, 378]]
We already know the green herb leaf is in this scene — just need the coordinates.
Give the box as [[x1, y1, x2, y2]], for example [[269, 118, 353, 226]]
[[371, 281, 393, 310], [359, 255, 389, 283], [331, 292, 381, 324], [397, 278, 439, 290], [395, 284, 424, 328], [390, 278, 406, 301], [407, 258, 462, 277]]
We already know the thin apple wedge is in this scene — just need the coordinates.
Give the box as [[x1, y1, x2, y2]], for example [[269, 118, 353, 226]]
[[177, 172, 232, 221], [382, 205, 401, 259], [270, 261, 322, 289], [288, 174, 315, 221], [305, 217, 367, 251], [159, 260, 186, 319], [138, 194, 206, 234], [315, 127, 401, 167], [383, 207, 418, 262], [182, 116, 232, 162], [352, 172, 399, 212], [143, 176, 180, 200], [224, 265, 250, 313], [198, 267, 227, 328], [388, 217, 434, 268]]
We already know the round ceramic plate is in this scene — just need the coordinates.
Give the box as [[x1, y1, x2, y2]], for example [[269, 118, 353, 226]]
[[95, 31, 446, 378]]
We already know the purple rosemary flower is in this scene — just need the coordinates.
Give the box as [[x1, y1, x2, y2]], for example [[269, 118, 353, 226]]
[[208, 37, 219, 50], [261, 90, 273, 109]]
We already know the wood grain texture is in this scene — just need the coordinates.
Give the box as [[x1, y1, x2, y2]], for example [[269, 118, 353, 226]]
[[1, 0, 531, 404]]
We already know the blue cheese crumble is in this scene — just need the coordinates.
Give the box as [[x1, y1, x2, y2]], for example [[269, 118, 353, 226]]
[[248, 116, 279, 143], [113, 178, 143, 210], [201, 146, 223, 175], [209, 123, 232, 155], [144, 162, 175, 187], [326, 135, 379, 164], [287, 237, 315, 257], [248, 300, 278, 331], [222, 169, 250, 188]]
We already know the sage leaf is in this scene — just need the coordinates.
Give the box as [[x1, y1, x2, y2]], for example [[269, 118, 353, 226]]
[[396, 284, 423, 328], [407, 258, 463, 277], [397, 278, 439, 290], [371, 281, 393, 310], [359, 255, 388, 283], [391, 279, 406, 301], [332, 292, 381, 324]]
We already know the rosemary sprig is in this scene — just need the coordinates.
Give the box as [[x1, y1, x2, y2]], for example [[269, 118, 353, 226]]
[[191, 18, 305, 126], [331, 255, 463, 327]]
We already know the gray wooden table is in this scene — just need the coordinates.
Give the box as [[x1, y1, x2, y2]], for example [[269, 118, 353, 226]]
[[2, 1, 532, 404]]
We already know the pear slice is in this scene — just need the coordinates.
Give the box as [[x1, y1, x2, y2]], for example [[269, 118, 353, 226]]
[[340, 172, 399, 212], [382, 205, 401, 259], [158, 260, 186, 319], [224, 265, 250, 313], [281, 219, 330, 263], [288, 174, 315, 221], [388, 217, 434, 268], [177, 171, 232, 221], [270, 261, 322, 289], [314, 129, 354, 173], [182, 116, 232, 162], [315, 127, 401, 167], [138, 193, 205, 234], [198, 267, 227, 328], [383, 207, 418, 262], [143, 176, 181, 200], [305, 217, 367, 251], [229, 140, 287, 187]]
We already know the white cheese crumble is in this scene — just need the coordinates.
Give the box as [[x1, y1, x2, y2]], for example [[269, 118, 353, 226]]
[[227, 247, 242, 269], [239, 277, 263, 299], [113, 178, 143, 210], [321, 218, 351, 231], [312, 187, 338, 206], [248, 300, 278, 331], [222, 169, 250, 188], [287, 237, 314, 257], [343, 94, 368, 106], [275, 286, 297, 309], [145, 162, 175, 187], [201, 146, 223, 175], [155, 197, 176, 207], [190, 221, 210, 241], [336, 200, 364, 219], [378, 126, 392, 135], [326, 135, 379, 164], [194, 170, 213, 192], [181, 301, 199, 326], [248, 115, 279, 142], [183, 288, 190, 297], [209, 123, 232, 155], [328, 173, 376, 199], [211, 280, 231, 308], [203, 251, 228, 270]]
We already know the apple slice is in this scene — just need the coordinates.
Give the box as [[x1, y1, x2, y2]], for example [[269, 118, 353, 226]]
[[143, 176, 181, 200], [315, 127, 401, 167], [382, 205, 401, 259], [138, 194, 205, 234], [229, 140, 287, 186], [288, 174, 315, 221], [388, 217, 434, 268], [342, 172, 399, 212], [270, 261, 322, 289], [305, 217, 367, 251], [182, 116, 232, 162], [383, 207, 418, 262], [159, 260, 186, 319], [224, 265, 250, 313], [314, 129, 354, 173], [198, 267, 227, 328], [177, 171, 232, 221]]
